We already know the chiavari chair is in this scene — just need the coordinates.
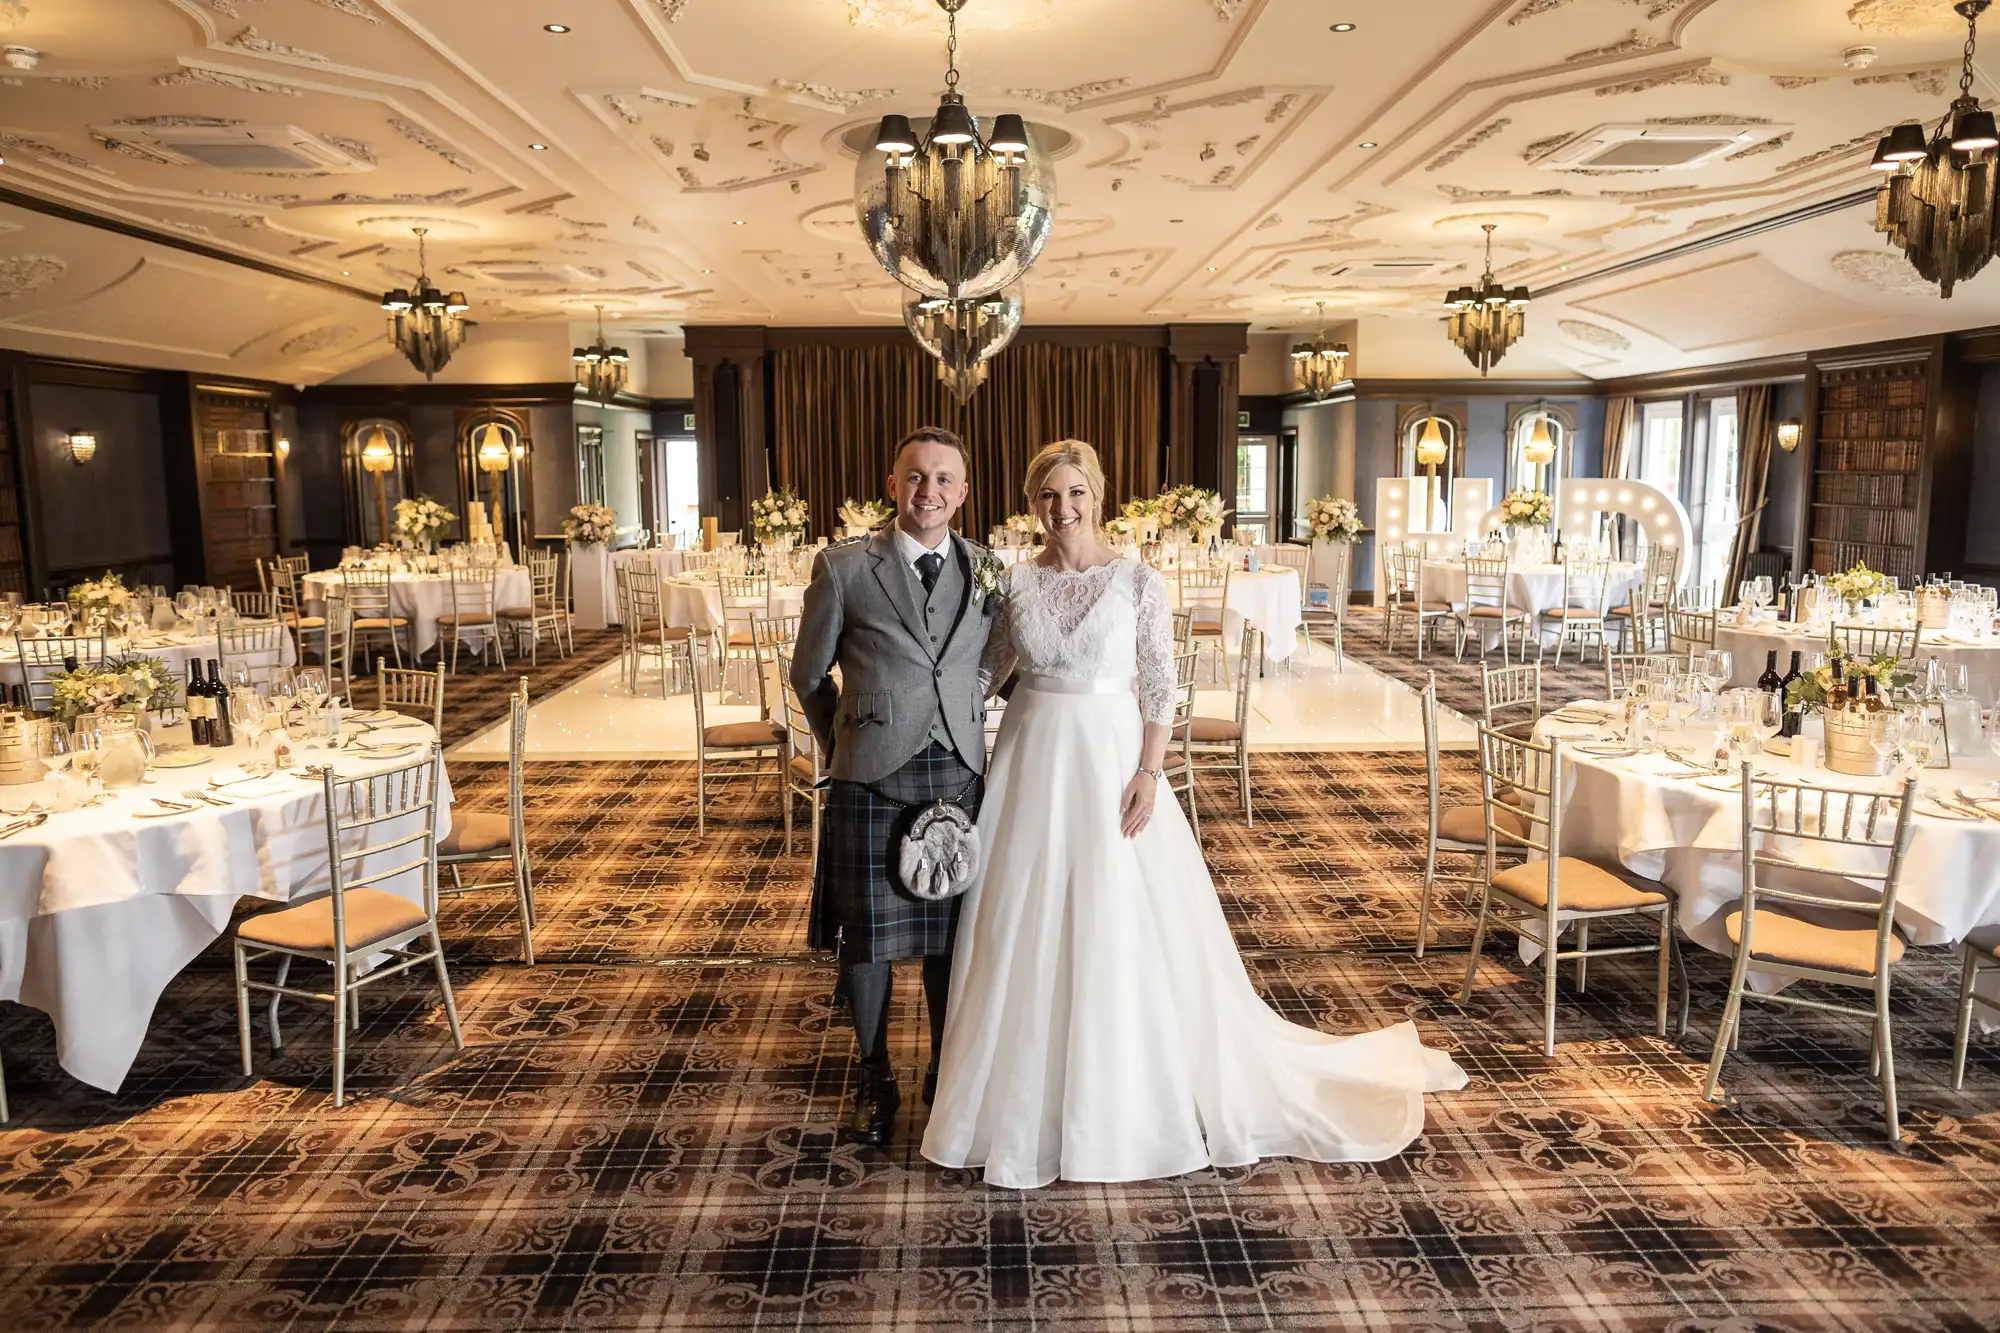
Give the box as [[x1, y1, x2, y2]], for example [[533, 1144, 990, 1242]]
[[1455, 557, 1532, 665], [623, 562, 698, 696], [1605, 651, 1681, 702], [1703, 768, 1918, 1143], [232, 589, 273, 619], [774, 648, 824, 862], [1667, 607, 1717, 659], [1674, 581, 1719, 612], [14, 631, 108, 712], [342, 567, 409, 668], [1384, 547, 1451, 660], [270, 567, 327, 665], [1607, 544, 1679, 652], [217, 619, 288, 688], [274, 553, 311, 580], [233, 744, 462, 1108], [1953, 940, 2000, 1091], [1305, 539, 1353, 671], [1540, 555, 1611, 666], [1414, 672, 1514, 957], [1263, 546, 1313, 675], [437, 679, 536, 965], [1188, 624, 1258, 824], [1171, 608, 1194, 652], [716, 570, 772, 700], [676, 635, 784, 839], [1160, 647, 1203, 839], [500, 547, 572, 665], [1831, 624, 1921, 664], [750, 614, 801, 728], [1177, 562, 1232, 686], [376, 662, 445, 732], [321, 589, 355, 702], [438, 567, 505, 674], [1458, 727, 1682, 1055], [1481, 660, 1542, 737]]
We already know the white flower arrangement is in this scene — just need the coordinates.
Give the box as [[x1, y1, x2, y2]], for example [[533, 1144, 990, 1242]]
[[751, 489, 809, 543], [838, 497, 894, 530], [66, 571, 132, 611], [1003, 512, 1043, 538], [1500, 488, 1553, 529], [972, 552, 1006, 607], [563, 504, 618, 546], [1827, 561, 1891, 604], [49, 655, 176, 722], [393, 495, 458, 546], [1303, 496, 1364, 544], [1104, 516, 1138, 539], [1120, 496, 1162, 522], [1158, 484, 1229, 534]]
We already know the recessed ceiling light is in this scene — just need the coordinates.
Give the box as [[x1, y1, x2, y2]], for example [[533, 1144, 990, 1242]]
[[341, 269, 350, 275], [1206, 265, 1218, 272], [733, 219, 745, 225], [701, 268, 712, 274], [1359, 141, 1378, 149], [543, 23, 570, 33], [1170, 218, 1185, 223], [529, 142, 548, 150], [1330, 22, 1357, 32]]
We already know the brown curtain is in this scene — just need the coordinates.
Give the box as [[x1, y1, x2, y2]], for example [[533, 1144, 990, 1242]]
[[769, 341, 1160, 541], [1726, 383, 1775, 594], [1600, 396, 1635, 480]]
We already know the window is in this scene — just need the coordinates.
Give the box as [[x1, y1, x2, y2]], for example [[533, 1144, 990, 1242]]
[[1236, 436, 1273, 523], [576, 424, 606, 507], [1638, 401, 1685, 499], [1698, 398, 1740, 592], [663, 437, 701, 545]]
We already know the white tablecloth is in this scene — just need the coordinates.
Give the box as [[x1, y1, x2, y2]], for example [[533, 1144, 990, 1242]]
[[1717, 611, 2000, 707], [660, 578, 809, 635], [613, 547, 698, 580], [0, 725, 451, 1092], [1219, 567, 1303, 663], [1533, 709, 2000, 978], [302, 569, 532, 656], [0, 628, 298, 689], [1424, 560, 1643, 622]]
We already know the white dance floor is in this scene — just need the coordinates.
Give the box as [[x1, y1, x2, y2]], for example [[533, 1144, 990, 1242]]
[[451, 644, 1475, 763]]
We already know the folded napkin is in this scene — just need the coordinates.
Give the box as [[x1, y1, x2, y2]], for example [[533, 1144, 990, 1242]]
[[1555, 699, 1616, 718]]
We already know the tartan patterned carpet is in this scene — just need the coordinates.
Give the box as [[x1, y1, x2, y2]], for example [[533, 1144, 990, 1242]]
[[1324, 605, 1615, 723], [357, 627, 627, 748], [3, 753, 1999, 1330]]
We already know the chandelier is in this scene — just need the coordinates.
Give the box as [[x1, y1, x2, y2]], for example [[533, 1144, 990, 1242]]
[[1290, 301, 1350, 400], [1870, 0, 1998, 297], [1444, 224, 1529, 376], [1524, 415, 1556, 468], [380, 227, 467, 380], [574, 305, 630, 403], [905, 287, 1023, 403], [859, 0, 1056, 301]]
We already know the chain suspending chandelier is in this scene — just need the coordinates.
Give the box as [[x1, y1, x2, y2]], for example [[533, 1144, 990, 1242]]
[[1444, 224, 1529, 376], [904, 288, 1023, 404], [859, 0, 1056, 303], [574, 305, 630, 403], [380, 227, 468, 380], [1291, 301, 1350, 400], [1870, 0, 1998, 297]]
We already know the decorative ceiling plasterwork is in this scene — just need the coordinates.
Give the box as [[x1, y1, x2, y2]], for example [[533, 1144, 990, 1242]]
[[279, 322, 360, 355], [1829, 247, 1937, 296], [1845, 1, 1956, 35], [1557, 318, 1633, 352], [0, 254, 67, 298]]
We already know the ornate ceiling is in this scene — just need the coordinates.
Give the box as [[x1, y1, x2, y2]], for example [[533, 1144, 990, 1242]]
[[0, 0, 1996, 382]]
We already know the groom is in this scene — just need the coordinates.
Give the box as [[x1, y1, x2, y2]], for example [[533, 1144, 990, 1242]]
[[791, 426, 994, 1146]]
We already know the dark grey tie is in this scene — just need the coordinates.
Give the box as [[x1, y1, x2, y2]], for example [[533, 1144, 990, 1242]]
[[917, 551, 943, 596]]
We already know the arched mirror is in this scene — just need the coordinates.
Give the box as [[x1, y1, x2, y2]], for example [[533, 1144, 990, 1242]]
[[1507, 403, 1574, 495], [342, 417, 411, 547], [1398, 406, 1463, 532], [456, 409, 532, 553]]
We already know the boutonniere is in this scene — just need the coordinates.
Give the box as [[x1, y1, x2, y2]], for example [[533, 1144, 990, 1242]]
[[972, 553, 1005, 612]]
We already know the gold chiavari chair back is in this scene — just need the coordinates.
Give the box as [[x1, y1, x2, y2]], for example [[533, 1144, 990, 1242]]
[[1604, 651, 1681, 702], [14, 631, 108, 712], [1188, 624, 1259, 824], [774, 647, 824, 861], [1457, 557, 1530, 665], [1159, 647, 1203, 838], [217, 619, 288, 688], [437, 678, 536, 965], [342, 567, 408, 667], [439, 568, 504, 673], [1480, 660, 1541, 736], [1831, 623, 1920, 663], [1177, 562, 1232, 686], [376, 662, 444, 732], [1667, 607, 1717, 656]]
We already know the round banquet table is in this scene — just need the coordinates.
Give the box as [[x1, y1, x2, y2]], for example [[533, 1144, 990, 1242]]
[[1217, 566, 1303, 663], [659, 576, 809, 634], [0, 625, 298, 688], [0, 720, 450, 1093], [1530, 707, 2000, 986], [612, 547, 697, 580], [301, 569, 532, 658], [1716, 609, 2000, 707], [1424, 559, 1643, 624]]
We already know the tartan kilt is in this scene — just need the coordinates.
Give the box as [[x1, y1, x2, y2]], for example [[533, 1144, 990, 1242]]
[[808, 741, 984, 963]]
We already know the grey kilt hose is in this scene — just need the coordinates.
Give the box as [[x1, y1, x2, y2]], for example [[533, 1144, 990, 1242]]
[[808, 741, 984, 963]]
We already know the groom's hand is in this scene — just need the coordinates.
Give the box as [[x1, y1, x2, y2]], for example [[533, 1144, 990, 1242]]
[[1118, 772, 1157, 839]]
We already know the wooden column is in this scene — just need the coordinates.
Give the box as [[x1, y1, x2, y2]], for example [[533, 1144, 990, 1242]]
[[1164, 323, 1249, 521], [685, 326, 769, 536]]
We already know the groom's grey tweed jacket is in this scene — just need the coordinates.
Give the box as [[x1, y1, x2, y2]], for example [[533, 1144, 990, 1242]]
[[788, 525, 994, 784]]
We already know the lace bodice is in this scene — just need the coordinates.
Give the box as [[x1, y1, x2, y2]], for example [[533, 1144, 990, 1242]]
[[981, 558, 1178, 726]]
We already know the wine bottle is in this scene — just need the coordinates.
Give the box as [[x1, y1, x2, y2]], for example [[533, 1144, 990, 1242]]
[[186, 660, 210, 746], [1779, 651, 1803, 737], [61, 655, 79, 674], [1758, 650, 1782, 702], [206, 658, 234, 746], [1828, 657, 1847, 711]]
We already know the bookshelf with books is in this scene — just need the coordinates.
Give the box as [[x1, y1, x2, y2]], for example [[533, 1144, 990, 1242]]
[[1804, 355, 1933, 584]]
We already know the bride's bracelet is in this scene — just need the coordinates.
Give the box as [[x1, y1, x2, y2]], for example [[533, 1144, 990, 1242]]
[[1136, 766, 1164, 783]]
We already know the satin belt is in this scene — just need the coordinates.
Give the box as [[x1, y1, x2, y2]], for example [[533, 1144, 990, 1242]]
[[1016, 672, 1133, 696]]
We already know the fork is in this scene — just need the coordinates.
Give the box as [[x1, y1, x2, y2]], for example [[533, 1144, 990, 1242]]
[[183, 787, 230, 807], [151, 796, 197, 813]]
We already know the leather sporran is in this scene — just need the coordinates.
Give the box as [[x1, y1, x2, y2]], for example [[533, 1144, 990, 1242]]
[[872, 774, 983, 901]]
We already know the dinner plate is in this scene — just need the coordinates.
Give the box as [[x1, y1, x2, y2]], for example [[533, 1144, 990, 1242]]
[[1917, 799, 1981, 821], [1696, 775, 1742, 792], [1578, 743, 1636, 757], [150, 750, 213, 769]]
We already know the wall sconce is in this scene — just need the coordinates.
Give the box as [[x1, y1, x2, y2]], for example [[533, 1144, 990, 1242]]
[[66, 430, 97, 464], [275, 436, 291, 459], [1776, 420, 1802, 452]]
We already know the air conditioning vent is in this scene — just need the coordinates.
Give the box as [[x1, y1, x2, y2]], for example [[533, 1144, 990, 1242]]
[[1536, 123, 1788, 173], [93, 123, 372, 174], [456, 259, 601, 287]]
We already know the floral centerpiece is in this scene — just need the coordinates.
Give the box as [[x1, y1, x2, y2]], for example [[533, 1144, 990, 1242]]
[[67, 571, 133, 614], [1827, 561, 1892, 606], [838, 497, 894, 531], [393, 495, 457, 551], [1500, 488, 1553, 530], [1104, 515, 1138, 540], [563, 504, 617, 546], [1303, 496, 1364, 543], [1784, 643, 1917, 716], [751, 489, 809, 546], [1158, 485, 1229, 539], [1002, 513, 1042, 544], [49, 656, 177, 724]]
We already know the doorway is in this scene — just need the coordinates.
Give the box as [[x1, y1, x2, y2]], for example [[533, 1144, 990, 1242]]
[[651, 433, 700, 547]]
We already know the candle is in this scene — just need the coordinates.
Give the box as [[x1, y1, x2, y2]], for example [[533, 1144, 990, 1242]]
[[702, 516, 718, 552]]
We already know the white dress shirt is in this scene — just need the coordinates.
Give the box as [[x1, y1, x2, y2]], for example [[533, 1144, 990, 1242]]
[[893, 524, 951, 579]]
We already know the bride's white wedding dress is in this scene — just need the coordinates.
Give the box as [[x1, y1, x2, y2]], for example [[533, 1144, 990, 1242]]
[[921, 557, 1467, 1189]]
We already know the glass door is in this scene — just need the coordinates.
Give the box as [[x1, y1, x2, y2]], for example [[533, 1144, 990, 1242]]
[[661, 435, 701, 547]]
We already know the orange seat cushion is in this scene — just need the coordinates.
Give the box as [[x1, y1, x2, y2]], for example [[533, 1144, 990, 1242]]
[[439, 810, 512, 857], [1188, 716, 1242, 742], [1543, 607, 1604, 619], [705, 721, 783, 748], [1466, 606, 1524, 619], [1726, 908, 1903, 976], [353, 617, 409, 629], [237, 886, 430, 952], [286, 615, 326, 629], [1437, 803, 1531, 845], [788, 754, 818, 785], [436, 612, 494, 626], [1491, 858, 1668, 912]]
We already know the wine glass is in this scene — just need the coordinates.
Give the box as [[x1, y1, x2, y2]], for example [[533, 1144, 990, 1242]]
[[1753, 691, 1783, 756], [1902, 716, 1939, 781], [37, 720, 71, 780], [229, 688, 269, 769], [174, 590, 198, 623], [1752, 576, 1774, 614], [1869, 710, 1903, 775]]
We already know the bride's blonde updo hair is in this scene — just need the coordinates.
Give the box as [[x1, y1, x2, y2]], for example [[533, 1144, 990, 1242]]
[[1023, 439, 1106, 524]]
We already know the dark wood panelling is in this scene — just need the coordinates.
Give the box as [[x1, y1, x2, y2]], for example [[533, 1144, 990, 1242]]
[[191, 386, 280, 591], [0, 388, 28, 597]]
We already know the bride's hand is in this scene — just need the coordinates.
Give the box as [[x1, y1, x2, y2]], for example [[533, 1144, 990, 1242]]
[[1119, 771, 1157, 839]]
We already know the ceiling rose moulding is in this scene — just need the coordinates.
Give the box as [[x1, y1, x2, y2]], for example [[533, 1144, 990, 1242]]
[[1594, 63, 1729, 97], [1847, 0, 1961, 34], [1853, 66, 1955, 97], [226, 28, 330, 64]]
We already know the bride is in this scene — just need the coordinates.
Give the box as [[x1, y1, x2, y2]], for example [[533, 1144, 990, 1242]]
[[921, 439, 1466, 1189]]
